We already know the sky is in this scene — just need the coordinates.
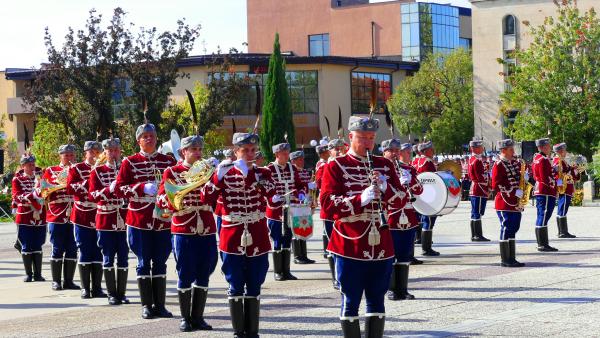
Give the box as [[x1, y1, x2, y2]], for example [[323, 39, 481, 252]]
[[0, 0, 471, 70]]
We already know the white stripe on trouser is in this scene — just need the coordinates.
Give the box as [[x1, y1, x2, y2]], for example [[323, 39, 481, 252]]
[[540, 196, 549, 228], [365, 312, 385, 318], [499, 212, 506, 240]]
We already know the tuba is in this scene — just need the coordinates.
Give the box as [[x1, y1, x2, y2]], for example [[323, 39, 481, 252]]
[[164, 159, 215, 211], [518, 159, 533, 209], [40, 166, 69, 199]]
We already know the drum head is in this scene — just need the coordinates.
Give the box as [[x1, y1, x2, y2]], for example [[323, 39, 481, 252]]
[[436, 171, 461, 215], [413, 172, 448, 216]]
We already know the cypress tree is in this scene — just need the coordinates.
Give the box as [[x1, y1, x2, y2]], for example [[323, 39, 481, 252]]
[[260, 33, 295, 162]]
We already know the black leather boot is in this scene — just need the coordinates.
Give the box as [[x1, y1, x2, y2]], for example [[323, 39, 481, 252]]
[[341, 319, 361, 338], [471, 220, 490, 242], [386, 263, 397, 300], [14, 239, 22, 253], [191, 287, 212, 330], [32, 253, 46, 281], [509, 239, 525, 267], [294, 239, 315, 264], [152, 276, 173, 318], [397, 264, 414, 300], [421, 230, 439, 256], [322, 234, 329, 258], [229, 297, 245, 338], [364, 315, 385, 338], [104, 268, 120, 305], [292, 239, 302, 264], [273, 251, 284, 281], [22, 254, 33, 282], [137, 277, 154, 319], [117, 268, 130, 304], [536, 227, 558, 252], [281, 249, 297, 280], [414, 225, 422, 244], [178, 289, 193, 332], [91, 263, 107, 298], [62, 259, 80, 290], [51, 259, 63, 290], [409, 238, 423, 265], [79, 264, 92, 298], [557, 217, 576, 238], [244, 297, 260, 338], [328, 255, 340, 290], [499, 241, 512, 267]]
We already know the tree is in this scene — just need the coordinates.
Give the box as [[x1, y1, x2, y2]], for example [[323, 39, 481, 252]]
[[31, 117, 74, 168], [500, 0, 600, 159], [23, 7, 200, 147], [388, 49, 473, 153], [260, 33, 295, 161]]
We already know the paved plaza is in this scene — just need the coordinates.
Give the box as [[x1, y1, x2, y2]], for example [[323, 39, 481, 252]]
[[0, 202, 599, 337]]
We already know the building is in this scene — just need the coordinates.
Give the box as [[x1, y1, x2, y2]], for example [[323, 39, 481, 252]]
[[247, 0, 472, 62], [1, 54, 418, 155], [471, 0, 597, 148]]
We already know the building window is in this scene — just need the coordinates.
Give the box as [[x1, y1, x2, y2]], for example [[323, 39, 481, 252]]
[[503, 15, 516, 35], [351, 72, 391, 114], [459, 38, 471, 49], [309, 34, 330, 56], [336, 0, 342, 7]]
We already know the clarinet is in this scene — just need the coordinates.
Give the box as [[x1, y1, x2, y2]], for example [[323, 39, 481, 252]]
[[365, 150, 388, 229]]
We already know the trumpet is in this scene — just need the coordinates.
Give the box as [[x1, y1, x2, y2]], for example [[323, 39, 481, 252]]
[[164, 159, 215, 211]]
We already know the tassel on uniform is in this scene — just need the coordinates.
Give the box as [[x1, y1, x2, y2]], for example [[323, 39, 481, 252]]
[[368, 225, 381, 246]]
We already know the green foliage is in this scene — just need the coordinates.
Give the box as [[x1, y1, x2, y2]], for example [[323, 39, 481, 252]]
[[260, 33, 295, 161], [388, 49, 473, 153], [203, 129, 228, 158], [31, 117, 75, 168], [500, 0, 600, 159], [571, 189, 583, 206], [3, 138, 19, 175]]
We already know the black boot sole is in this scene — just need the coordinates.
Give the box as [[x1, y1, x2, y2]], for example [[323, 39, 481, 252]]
[[422, 250, 440, 256], [471, 237, 491, 242], [537, 246, 558, 252]]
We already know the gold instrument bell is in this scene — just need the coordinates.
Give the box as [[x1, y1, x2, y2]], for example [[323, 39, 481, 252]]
[[165, 159, 215, 211], [437, 160, 463, 181], [40, 167, 69, 199]]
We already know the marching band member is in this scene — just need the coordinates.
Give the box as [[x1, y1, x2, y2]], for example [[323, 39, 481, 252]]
[[43, 144, 79, 291], [328, 138, 346, 158], [491, 139, 525, 267], [553, 143, 578, 238], [321, 116, 407, 338], [115, 121, 176, 319], [382, 140, 422, 301], [266, 143, 307, 281], [157, 135, 217, 332], [468, 138, 491, 242], [13, 153, 46, 282], [254, 151, 265, 167], [411, 144, 423, 245], [314, 139, 331, 259], [290, 150, 316, 265], [88, 138, 129, 305], [67, 141, 104, 299], [532, 138, 559, 252], [210, 132, 275, 338], [415, 141, 439, 256]]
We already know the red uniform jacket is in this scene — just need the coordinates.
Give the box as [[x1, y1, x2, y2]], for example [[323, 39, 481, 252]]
[[320, 151, 406, 261], [492, 158, 523, 212], [208, 161, 275, 256], [315, 159, 327, 190], [388, 161, 422, 231], [553, 157, 580, 197], [265, 162, 306, 222], [115, 152, 176, 231], [42, 164, 72, 224], [415, 156, 436, 174], [532, 153, 557, 197], [318, 159, 334, 221], [12, 172, 45, 226], [88, 163, 127, 231], [468, 155, 490, 198], [156, 162, 216, 236], [67, 162, 97, 229]]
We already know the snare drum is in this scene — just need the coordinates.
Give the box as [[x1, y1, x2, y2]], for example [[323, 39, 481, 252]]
[[413, 171, 461, 216]]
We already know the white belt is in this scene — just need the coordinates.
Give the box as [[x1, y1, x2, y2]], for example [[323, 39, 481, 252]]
[[173, 205, 212, 217], [222, 211, 263, 225], [338, 212, 381, 224], [75, 201, 96, 209], [49, 198, 72, 204], [130, 197, 155, 203]]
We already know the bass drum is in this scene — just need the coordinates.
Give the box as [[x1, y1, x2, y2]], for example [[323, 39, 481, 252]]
[[413, 171, 461, 216]]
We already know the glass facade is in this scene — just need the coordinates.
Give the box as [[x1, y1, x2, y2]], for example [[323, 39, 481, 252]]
[[309, 34, 330, 56], [351, 72, 392, 114], [212, 71, 319, 116], [401, 3, 461, 61]]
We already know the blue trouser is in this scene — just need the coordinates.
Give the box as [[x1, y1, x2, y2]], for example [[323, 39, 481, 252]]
[[470, 196, 487, 220], [335, 255, 393, 319], [49, 222, 77, 260], [216, 216, 222, 235], [267, 219, 292, 251], [391, 229, 416, 263], [421, 215, 437, 230], [557, 194, 571, 218], [97, 230, 129, 268], [221, 253, 269, 297], [18, 225, 47, 254], [172, 234, 218, 290], [74, 225, 103, 264], [535, 195, 556, 228], [497, 211, 521, 240], [323, 220, 334, 240], [127, 227, 172, 277]]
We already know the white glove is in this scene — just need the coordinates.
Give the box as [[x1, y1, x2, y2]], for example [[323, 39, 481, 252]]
[[515, 189, 524, 198], [233, 159, 248, 177], [400, 172, 411, 185], [308, 182, 317, 190], [272, 194, 283, 203], [556, 179, 563, 187], [11, 208, 17, 215], [143, 183, 157, 196], [209, 157, 219, 168], [378, 174, 388, 193], [298, 193, 306, 202], [109, 181, 117, 193], [360, 186, 376, 207], [217, 160, 233, 181], [524, 172, 529, 182]]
